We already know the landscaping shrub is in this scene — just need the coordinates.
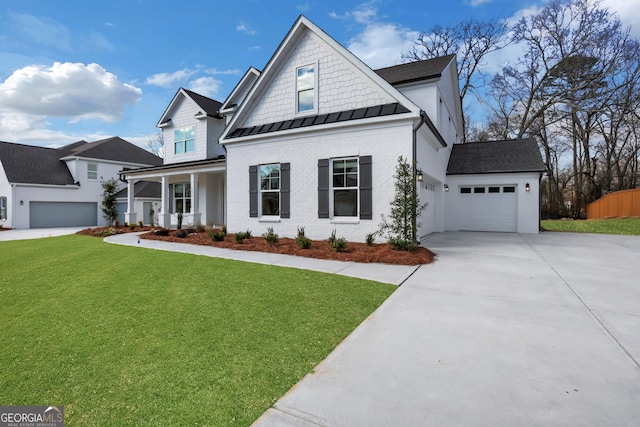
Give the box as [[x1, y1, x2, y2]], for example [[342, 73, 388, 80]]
[[174, 229, 188, 238], [365, 232, 376, 246], [295, 227, 312, 249], [209, 230, 225, 241], [177, 212, 183, 230], [138, 220, 144, 228], [195, 223, 206, 233], [129, 223, 137, 231], [234, 232, 247, 243], [262, 226, 279, 245], [388, 236, 416, 252], [154, 228, 170, 236], [93, 228, 121, 237], [243, 229, 252, 239], [328, 229, 347, 252], [185, 228, 197, 234]]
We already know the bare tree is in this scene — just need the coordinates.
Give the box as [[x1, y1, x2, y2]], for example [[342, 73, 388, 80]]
[[146, 131, 165, 158], [403, 17, 509, 142]]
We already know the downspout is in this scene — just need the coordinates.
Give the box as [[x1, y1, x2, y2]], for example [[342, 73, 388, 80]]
[[412, 111, 428, 242], [10, 184, 16, 229]]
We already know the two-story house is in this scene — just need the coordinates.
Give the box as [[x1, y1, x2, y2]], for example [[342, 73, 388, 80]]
[[122, 15, 544, 239], [0, 136, 162, 229]]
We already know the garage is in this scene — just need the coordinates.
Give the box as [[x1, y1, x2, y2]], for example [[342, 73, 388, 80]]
[[30, 202, 97, 228], [457, 185, 517, 232]]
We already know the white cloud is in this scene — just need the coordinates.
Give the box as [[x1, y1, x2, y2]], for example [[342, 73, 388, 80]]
[[9, 12, 73, 52], [347, 23, 419, 69], [297, 2, 311, 12], [602, 0, 640, 37], [145, 68, 197, 87], [187, 76, 223, 99], [236, 22, 257, 36], [205, 68, 242, 76], [0, 62, 142, 123], [464, 0, 494, 6]]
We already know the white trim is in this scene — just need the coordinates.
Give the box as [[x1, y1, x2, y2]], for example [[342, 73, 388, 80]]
[[295, 61, 319, 116]]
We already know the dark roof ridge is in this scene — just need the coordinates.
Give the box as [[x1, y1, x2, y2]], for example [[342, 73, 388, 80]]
[[374, 54, 456, 85], [181, 88, 224, 118]]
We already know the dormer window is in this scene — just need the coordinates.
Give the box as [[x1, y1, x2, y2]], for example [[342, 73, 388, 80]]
[[174, 126, 195, 154], [296, 64, 317, 114]]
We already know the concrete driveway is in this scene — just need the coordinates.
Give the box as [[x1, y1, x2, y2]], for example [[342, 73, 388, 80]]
[[255, 231, 640, 426], [0, 227, 85, 241]]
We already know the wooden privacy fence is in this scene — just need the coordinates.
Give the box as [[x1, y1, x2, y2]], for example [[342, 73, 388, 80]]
[[587, 188, 640, 219]]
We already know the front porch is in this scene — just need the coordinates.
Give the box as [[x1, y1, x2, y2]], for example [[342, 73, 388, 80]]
[[121, 158, 226, 229]]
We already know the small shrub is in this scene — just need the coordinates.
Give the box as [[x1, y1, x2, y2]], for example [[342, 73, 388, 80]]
[[366, 232, 376, 246], [195, 223, 206, 233], [222, 224, 227, 235], [174, 229, 188, 238], [154, 228, 170, 236], [185, 228, 197, 234], [328, 229, 347, 252], [243, 229, 252, 239], [177, 212, 183, 230], [129, 223, 136, 231], [234, 232, 247, 243], [138, 220, 144, 228], [295, 227, 312, 249], [94, 228, 121, 237], [388, 236, 416, 252], [262, 226, 279, 245], [123, 222, 129, 228], [209, 230, 225, 241]]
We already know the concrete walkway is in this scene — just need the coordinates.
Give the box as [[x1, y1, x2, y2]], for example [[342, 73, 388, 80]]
[[253, 232, 640, 426]]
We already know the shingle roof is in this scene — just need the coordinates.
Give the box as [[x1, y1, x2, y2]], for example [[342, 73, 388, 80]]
[[115, 180, 161, 199], [446, 139, 546, 175], [226, 103, 411, 139], [61, 136, 163, 166], [0, 137, 162, 186], [182, 88, 224, 118], [0, 141, 76, 185], [375, 54, 456, 85]]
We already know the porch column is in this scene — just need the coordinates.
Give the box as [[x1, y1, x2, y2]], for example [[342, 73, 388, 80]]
[[190, 173, 201, 225], [125, 179, 137, 225], [159, 176, 171, 228]]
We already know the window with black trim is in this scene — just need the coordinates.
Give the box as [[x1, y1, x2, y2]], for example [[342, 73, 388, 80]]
[[474, 187, 486, 193], [503, 186, 516, 193], [296, 64, 315, 113], [460, 187, 471, 194], [87, 163, 98, 180], [260, 164, 280, 216], [488, 187, 500, 193], [174, 126, 195, 154]]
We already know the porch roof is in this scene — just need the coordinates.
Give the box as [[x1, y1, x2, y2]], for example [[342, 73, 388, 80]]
[[121, 156, 225, 177]]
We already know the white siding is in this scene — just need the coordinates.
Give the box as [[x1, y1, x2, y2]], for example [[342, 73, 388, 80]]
[[226, 121, 414, 242], [244, 30, 396, 128], [163, 96, 208, 165]]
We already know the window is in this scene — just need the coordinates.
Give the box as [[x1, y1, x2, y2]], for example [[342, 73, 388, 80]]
[[460, 187, 472, 194], [0, 196, 6, 220], [474, 187, 486, 193], [296, 64, 315, 113], [260, 164, 280, 216], [332, 158, 358, 217], [503, 186, 516, 193], [489, 187, 500, 193], [87, 163, 98, 180], [173, 183, 191, 213], [174, 126, 195, 154]]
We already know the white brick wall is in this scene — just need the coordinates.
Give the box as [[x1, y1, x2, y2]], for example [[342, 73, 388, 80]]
[[226, 121, 414, 242], [245, 31, 395, 127]]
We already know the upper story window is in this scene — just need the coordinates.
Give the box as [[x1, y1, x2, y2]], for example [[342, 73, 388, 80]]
[[0, 196, 7, 220], [332, 158, 358, 217], [174, 126, 195, 154], [260, 164, 280, 216], [296, 64, 316, 114], [87, 163, 98, 181]]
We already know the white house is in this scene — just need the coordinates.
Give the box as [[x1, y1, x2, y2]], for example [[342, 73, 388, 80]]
[[122, 15, 545, 240], [0, 137, 162, 229]]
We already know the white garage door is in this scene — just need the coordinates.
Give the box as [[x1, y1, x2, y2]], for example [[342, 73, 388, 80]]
[[30, 202, 97, 228], [457, 185, 517, 232]]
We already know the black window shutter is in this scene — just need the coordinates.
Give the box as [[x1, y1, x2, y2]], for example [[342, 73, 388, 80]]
[[280, 163, 290, 218], [318, 158, 330, 218], [249, 165, 258, 218], [359, 155, 372, 220]]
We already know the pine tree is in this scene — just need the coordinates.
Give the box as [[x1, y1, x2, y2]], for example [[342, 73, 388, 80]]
[[378, 156, 427, 250]]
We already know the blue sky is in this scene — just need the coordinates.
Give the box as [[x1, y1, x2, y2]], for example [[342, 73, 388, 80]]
[[1, 0, 638, 149]]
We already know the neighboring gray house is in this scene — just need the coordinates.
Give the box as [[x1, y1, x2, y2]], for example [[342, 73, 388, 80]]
[[121, 15, 545, 240], [0, 137, 162, 229]]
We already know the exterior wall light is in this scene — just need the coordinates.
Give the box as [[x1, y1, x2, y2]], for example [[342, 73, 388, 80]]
[[20, 200, 24, 206], [444, 184, 449, 192], [525, 183, 530, 192], [416, 169, 424, 182]]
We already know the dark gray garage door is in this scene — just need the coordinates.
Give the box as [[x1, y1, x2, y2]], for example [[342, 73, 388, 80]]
[[30, 202, 97, 228]]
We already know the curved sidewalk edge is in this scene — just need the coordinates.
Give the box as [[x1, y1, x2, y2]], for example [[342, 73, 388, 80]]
[[104, 232, 420, 286]]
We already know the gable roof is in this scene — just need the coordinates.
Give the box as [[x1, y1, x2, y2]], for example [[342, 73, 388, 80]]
[[220, 67, 261, 115], [375, 54, 456, 86], [0, 141, 76, 185], [0, 137, 162, 186], [447, 139, 546, 175], [220, 15, 421, 143], [157, 88, 224, 127], [60, 137, 163, 166]]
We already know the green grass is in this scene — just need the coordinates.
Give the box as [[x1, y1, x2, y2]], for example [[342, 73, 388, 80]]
[[541, 218, 640, 235], [0, 235, 395, 426]]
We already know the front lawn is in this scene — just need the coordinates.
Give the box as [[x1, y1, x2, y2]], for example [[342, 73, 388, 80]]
[[541, 218, 640, 235], [0, 235, 395, 426]]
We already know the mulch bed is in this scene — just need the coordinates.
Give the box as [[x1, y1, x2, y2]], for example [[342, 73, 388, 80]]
[[78, 227, 435, 266]]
